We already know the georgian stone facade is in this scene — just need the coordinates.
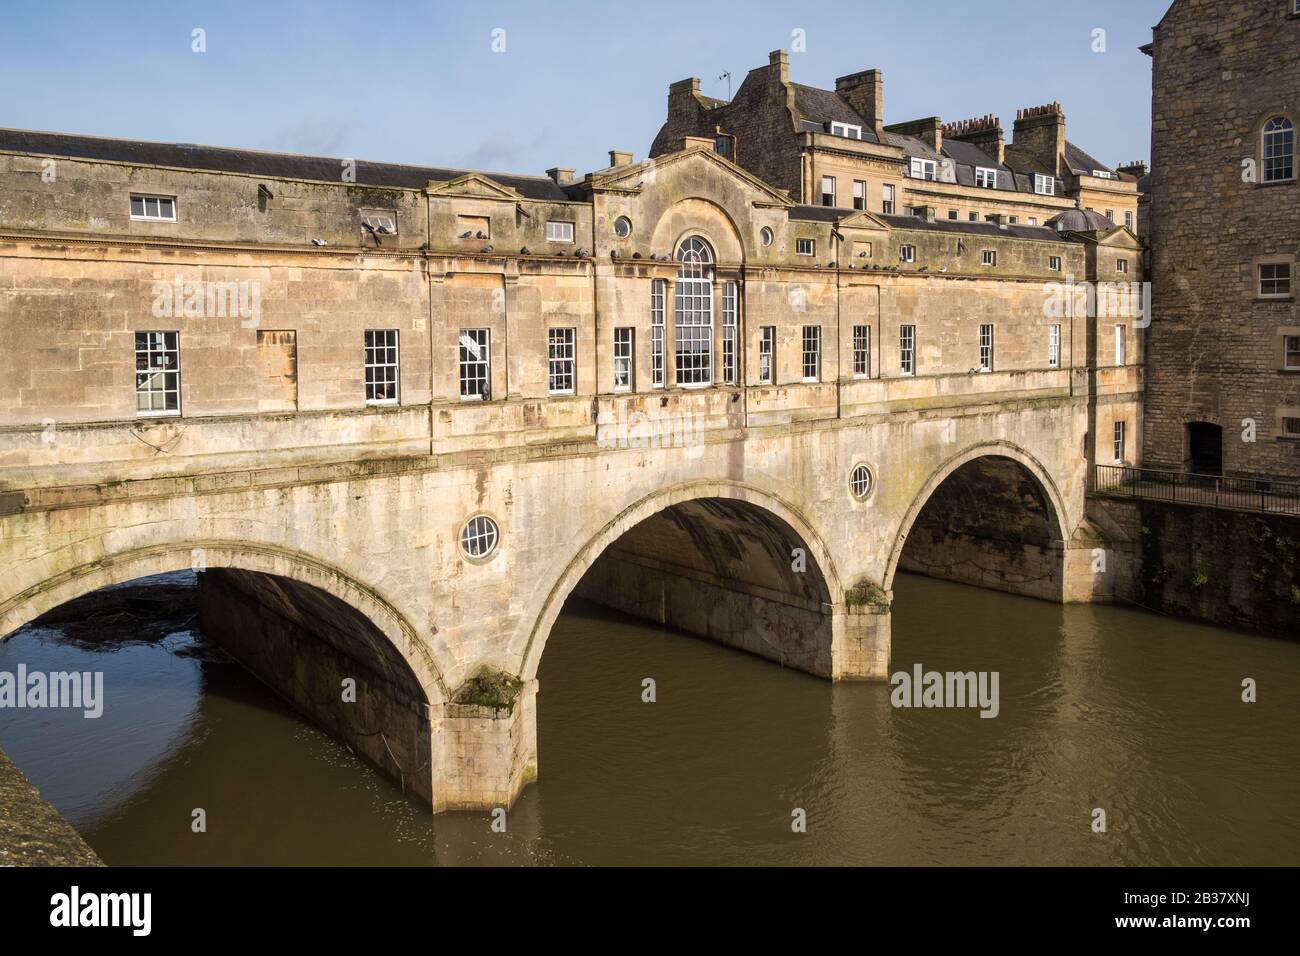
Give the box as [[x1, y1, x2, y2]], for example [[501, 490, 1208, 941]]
[[1143, 0, 1300, 480]]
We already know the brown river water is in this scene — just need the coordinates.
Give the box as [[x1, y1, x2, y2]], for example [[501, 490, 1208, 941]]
[[0, 571, 1296, 866]]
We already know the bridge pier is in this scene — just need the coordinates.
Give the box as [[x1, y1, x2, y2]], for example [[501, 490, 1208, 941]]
[[833, 603, 892, 680], [429, 680, 538, 813]]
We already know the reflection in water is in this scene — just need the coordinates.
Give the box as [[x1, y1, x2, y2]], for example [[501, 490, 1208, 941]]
[[0, 572, 1297, 865]]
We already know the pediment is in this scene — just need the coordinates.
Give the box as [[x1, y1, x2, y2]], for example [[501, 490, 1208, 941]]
[[426, 174, 523, 201], [593, 145, 795, 208]]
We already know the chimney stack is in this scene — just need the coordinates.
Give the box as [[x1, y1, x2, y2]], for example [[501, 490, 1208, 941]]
[[884, 116, 943, 153], [1116, 160, 1148, 179], [835, 69, 885, 138], [1012, 102, 1066, 179], [546, 167, 575, 185], [768, 49, 789, 84], [608, 150, 634, 168], [943, 114, 1005, 164]]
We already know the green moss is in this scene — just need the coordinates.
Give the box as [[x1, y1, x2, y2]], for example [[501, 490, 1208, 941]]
[[845, 582, 890, 609], [453, 667, 523, 709]]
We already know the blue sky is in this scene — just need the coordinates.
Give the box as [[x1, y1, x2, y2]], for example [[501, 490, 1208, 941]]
[[0, 0, 1172, 178]]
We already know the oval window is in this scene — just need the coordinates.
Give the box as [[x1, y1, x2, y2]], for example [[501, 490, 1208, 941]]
[[460, 515, 500, 559], [760, 226, 774, 247], [613, 216, 633, 238], [849, 465, 873, 500]]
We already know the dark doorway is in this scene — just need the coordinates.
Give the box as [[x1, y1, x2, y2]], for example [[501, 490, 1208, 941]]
[[1187, 422, 1223, 476]]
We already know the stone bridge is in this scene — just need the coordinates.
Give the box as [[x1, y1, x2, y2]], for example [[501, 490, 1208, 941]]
[[0, 397, 1102, 810]]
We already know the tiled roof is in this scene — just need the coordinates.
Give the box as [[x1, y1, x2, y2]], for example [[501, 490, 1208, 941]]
[[882, 214, 1064, 242], [0, 128, 572, 201], [789, 204, 846, 222], [791, 85, 882, 144], [1064, 141, 1113, 176]]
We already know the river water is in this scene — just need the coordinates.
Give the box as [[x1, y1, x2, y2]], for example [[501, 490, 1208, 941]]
[[0, 571, 1296, 866]]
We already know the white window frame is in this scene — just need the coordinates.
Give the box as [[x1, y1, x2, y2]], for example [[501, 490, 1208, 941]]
[[981, 250, 996, 267], [796, 238, 816, 257], [801, 325, 821, 382], [899, 244, 915, 264], [1285, 334, 1300, 371], [129, 194, 177, 221], [650, 278, 666, 387], [674, 237, 714, 387], [852, 180, 866, 211], [1048, 324, 1061, 369], [1114, 324, 1127, 366], [975, 167, 997, 189], [821, 175, 836, 207], [830, 122, 862, 139], [545, 220, 574, 243], [1113, 420, 1126, 463], [1259, 262, 1292, 298], [852, 325, 871, 378], [758, 326, 775, 385], [364, 329, 399, 405], [978, 324, 994, 372], [613, 327, 633, 391], [1124, 211, 1134, 230], [899, 325, 916, 376], [1033, 174, 1055, 196], [459, 328, 490, 401], [722, 281, 738, 385], [1117, 258, 1128, 274], [548, 327, 576, 395], [1262, 116, 1295, 183], [1049, 255, 1062, 271], [1283, 416, 1300, 438], [882, 184, 895, 215], [135, 330, 181, 416], [910, 158, 937, 181]]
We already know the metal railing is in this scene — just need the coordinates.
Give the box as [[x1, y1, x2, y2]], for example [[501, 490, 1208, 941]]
[[1093, 464, 1300, 516]]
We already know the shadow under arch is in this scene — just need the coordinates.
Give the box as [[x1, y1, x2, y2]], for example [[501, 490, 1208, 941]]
[[0, 540, 449, 705], [520, 480, 845, 680], [885, 442, 1071, 602]]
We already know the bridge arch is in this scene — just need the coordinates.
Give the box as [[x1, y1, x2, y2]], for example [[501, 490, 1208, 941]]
[[885, 442, 1071, 601], [0, 540, 449, 704], [520, 480, 844, 680]]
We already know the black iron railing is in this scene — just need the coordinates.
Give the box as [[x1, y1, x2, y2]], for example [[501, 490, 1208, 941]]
[[1093, 464, 1300, 516]]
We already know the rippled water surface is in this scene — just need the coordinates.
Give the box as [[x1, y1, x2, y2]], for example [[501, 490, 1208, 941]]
[[1, 571, 1296, 865]]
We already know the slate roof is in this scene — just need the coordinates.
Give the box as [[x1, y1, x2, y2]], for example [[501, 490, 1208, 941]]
[[791, 84, 883, 144], [789, 204, 1069, 242], [1064, 141, 1114, 176], [1045, 206, 1115, 232], [0, 128, 572, 201]]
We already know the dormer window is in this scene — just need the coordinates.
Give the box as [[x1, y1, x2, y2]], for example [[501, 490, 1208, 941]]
[[830, 122, 862, 139], [1091, 170, 1116, 179], [130, 194, 176, 221], [910, 158, 937, 181], [1033, 174, 1055, 196], [975, 167, 997, 189]]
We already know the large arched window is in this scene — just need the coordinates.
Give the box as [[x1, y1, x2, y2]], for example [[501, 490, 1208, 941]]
[[674, 237, 714, 386], [1263, 116, 1294, 183]]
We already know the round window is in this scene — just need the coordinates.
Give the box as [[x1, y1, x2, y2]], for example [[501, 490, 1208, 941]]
[[613, 216, 633, 238], [849, 465, 873, 500], [760, 226, 774, 247], [460, 515, 500, 559]]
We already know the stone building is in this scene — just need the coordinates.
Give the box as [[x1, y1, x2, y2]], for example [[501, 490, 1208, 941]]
[[0, 117, 1144, 807], [1142, 0, 1300, 480], [650, 50, 1141, 234]]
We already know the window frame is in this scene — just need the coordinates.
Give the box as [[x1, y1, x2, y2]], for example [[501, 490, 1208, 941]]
[[674, 236, 714, 388], [899, 324, 916, 376], [974, 166, 997, 189], [830, 121, 862, 139], [758, 326, 775, 385], [1114, 324, 1127, 366], [882, 184, 895, 215], [1048, 324, 1061, 369], [978, 323, 994, 372], [801, 325, 821, 382], [134, 330, 181, 417], [1259, 262, 1293, 298], [821, 175, 836, 207], [852, 324, 871, 378], [547, 327, 577, 395], [1262, 116, 1295, 184], [1113, 420, 1126, 463], [1284, 334, 1300, 371], [981, 249, 997, 267], [650, 278, 666, 387], [899, 244, 916, 264], [721, 281, 738, 385], [129, 194, 177, 222], [910, 158, 937, 181], [363, 328, 400, 406], [1033, 174, 1055, 196], [796, 237, 816, 257], [458, 328, 491, 401], [1049, 255, 1062, 271], [852, 180, 866, 211], [545, 220, 575, 243], [613, 327, 634, 391]]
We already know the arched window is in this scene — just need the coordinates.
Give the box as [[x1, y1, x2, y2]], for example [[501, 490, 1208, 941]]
[[674, 237, 714, 386], [1263, 116, 1294, 183]]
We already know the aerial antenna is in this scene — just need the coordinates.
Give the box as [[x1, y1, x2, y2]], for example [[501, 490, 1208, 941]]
[[717, 70, 732, 101]]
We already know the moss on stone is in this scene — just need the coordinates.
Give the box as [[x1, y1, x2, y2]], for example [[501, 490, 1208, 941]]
[[844, 581, 890, 609], [453, 667, 523, 709]]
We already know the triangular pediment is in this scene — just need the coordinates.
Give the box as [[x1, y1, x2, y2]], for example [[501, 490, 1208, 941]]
[[592, 145, 795, 208], [426, 173, 523, 201], [836, 209, 892, 231]]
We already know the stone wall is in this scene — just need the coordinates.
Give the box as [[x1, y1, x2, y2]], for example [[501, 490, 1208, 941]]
[[1145, 0, 1300, 480]]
